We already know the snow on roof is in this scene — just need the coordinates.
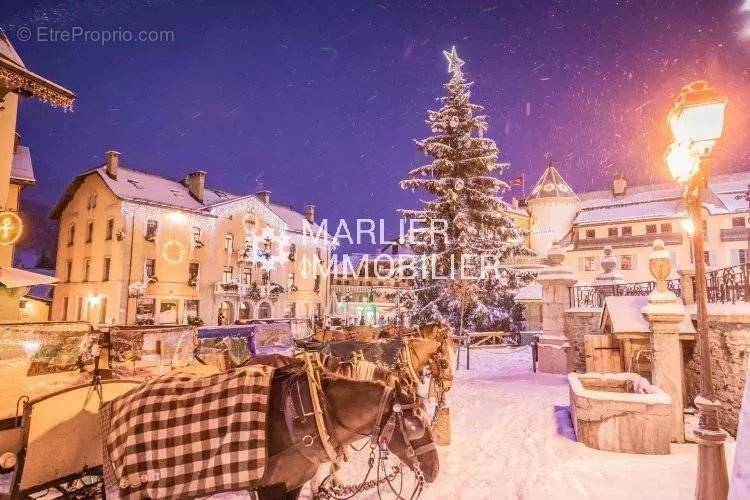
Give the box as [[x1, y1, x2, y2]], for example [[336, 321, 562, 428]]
[[575, 199, 684, 225], [10, 145, 34, 184], [514, 282, 541, 301], [0, 30, 24, 67], [0, 266, 57, 289], [601, 295, 695, 334], [573, 170, 750, 225], [527, 165, 578, 201]]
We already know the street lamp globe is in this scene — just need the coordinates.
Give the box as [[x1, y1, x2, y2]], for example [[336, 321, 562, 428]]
[[665, 142, 697, 184], [667, 80, 727, 156]]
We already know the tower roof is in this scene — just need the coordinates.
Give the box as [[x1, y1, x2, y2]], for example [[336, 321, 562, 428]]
[[527, 164, 578, 201]]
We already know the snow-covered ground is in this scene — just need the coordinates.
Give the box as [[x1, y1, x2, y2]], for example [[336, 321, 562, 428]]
[[297, 346, 735, 500]]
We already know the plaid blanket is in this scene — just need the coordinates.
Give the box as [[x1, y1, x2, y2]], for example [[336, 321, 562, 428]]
[[101, 366, 274, 499]]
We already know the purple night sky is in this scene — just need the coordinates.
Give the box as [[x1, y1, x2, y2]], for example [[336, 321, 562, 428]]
[[4, 0, 750, 250]]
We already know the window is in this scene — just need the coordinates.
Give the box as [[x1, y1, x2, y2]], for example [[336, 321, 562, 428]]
[[99, 297, 107, 324], [102, 257, 111, 282], [105, 218, 114, 240], [731, 249, 748, 266], [67, 224, 75, 246], [65, 259, 72, 282], [185, 300, 200, 322], [222, 266, 233, 282], [621, 226, 632, 236], [83, 258, 91, 282], [732, 217, 746, 227], [288, 243, 297, 261], [192, 226, 202, 244], [608, 227, 618, 237], [288, 272, 296, 289], [258, 302, 272, 319], [189, 262, 200, 281], [242, 268, 252, 284], [585, 229, 595, 239], [145, 258, 156, 278], [660, 223, 672, 233], [146, 220, 158, 239], [86, 220, 94, 243], [262, 270, 271, 285], [584, 256, 597, 271], [62, 297, 68, 321], [702, 220, 708, 237], [224, 233, 234, 253], [76, 297, 83, 321], [87, 193, 97, 210], [620, 255, 634, 271], [646, 224, 657, 234], [703, 251, 713, 266]]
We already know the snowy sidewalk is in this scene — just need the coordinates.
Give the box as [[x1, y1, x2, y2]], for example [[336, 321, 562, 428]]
[[311, 346, 735, 500]]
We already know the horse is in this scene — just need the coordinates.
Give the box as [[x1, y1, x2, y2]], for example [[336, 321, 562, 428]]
[[107, 359, 439, 500]]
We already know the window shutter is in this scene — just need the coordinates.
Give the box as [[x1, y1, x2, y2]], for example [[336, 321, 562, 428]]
[[731, 249, 740, 266]]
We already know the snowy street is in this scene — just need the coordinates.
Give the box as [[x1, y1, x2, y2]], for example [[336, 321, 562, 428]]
[[310, 347, 735, 500]]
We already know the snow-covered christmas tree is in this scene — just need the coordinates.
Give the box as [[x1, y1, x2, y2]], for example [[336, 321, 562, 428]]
[[399, 46, 531, 333]]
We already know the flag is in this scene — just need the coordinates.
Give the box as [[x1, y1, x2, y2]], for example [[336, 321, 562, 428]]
[[510, 175, 524, 187]]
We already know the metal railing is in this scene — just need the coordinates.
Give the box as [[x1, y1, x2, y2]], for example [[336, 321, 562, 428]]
[[569, 279, 682, 308], [574, 232, 683, 250], [703, 263, 750, 304]]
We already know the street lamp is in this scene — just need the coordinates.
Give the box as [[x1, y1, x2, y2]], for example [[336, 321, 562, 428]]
[[666, 80, 728, 500]]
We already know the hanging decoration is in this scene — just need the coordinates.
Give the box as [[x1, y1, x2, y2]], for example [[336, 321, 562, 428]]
[[162, 239, 186, 264], [0, 211, 23, 246]]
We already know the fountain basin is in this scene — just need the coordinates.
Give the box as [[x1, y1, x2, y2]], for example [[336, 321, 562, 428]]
[[568, 372, 672, 454]]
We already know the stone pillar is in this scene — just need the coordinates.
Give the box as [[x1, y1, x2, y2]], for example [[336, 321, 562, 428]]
[[591, 245, 626, 290], [677, 267, 695, 305], [536, 242, 578, 374], [643, 239, 686, 443]]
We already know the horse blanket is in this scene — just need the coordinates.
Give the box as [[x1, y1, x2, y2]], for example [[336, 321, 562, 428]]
[[101, 366, 274, 499]]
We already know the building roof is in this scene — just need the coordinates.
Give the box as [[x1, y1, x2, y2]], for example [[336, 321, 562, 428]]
[[0, 266, 57, 289], [573, 170, 750, 225], [527, 165, 578, 201], [10, 145, 34, 184], [601, 295, 695, 335], [0, 31, 75, 109], [50, 164, 326, 235]]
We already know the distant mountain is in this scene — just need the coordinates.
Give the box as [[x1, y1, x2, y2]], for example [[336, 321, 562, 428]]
[[14, 199, 58, 269]]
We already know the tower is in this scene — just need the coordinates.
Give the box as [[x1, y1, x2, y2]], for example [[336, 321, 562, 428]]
[[526, 156, 579, 256]]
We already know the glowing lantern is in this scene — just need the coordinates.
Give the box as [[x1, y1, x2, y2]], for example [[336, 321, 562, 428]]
[[665, 143, 698, 184], [0, 211, 23, 246], [667, 80, 727, 157], [680, 218, 695, 236]]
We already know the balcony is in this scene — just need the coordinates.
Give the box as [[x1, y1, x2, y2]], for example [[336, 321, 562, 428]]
[[214, 281, 246, 295], [720, 227, 750, 242], [574, 232, 683, 250]]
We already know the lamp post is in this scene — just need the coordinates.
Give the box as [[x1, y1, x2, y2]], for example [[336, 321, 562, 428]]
[[666, 80, 728, 500]]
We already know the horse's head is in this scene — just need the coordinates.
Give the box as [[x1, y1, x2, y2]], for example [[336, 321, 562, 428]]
[[415, 323, 455, 388], [407, 337, 441, 374], [378, 390, 440, 483], [321, 375, 439, 483]]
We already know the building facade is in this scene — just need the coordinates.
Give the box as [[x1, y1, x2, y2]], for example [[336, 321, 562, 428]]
[[0, 32, 73, 320], [513, 161, 750, 284], [50, 152, 333, 326]]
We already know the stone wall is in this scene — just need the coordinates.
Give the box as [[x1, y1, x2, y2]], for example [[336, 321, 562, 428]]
[[685, 312, 750, 437], [563, 308, 602, 373]]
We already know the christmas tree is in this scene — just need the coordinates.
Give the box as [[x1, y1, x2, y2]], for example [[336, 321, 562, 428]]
[[399, 46, 531, 333]]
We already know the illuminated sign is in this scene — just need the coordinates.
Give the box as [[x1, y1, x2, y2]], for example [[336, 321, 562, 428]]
[[0, 211, 22, 246]]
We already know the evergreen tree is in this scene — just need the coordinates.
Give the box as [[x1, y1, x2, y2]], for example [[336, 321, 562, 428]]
[[399, 46, 531, 332]]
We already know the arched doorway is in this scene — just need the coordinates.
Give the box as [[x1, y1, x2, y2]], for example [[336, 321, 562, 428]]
[[258, 302, 272, 319], [218, 301, 234, 325], [239, 302, 252, 321]]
